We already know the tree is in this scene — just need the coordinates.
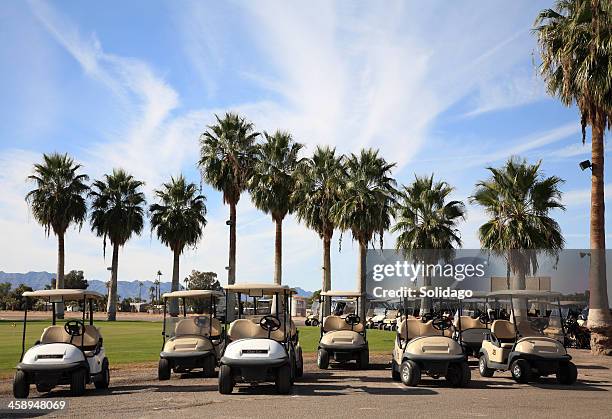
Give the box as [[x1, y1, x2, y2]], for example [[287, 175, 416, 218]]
[[26, 153, 89, 319], [11, 284, 34, 311], [392, 175, 466, 314], [150, 175, 207, 316], [198, 112, 258, 319], [0, 282, 11, 310], [293, 146, 345, 316], [249, 131, 304, 285], [470, 158, 565, 318], [48, 270, 88, 290], [332, 149, 397, 322], [149, 285, 156, 303], [534, 0, 612, 354], [184, 270, 222, 291], [90, 169, 146, 321]]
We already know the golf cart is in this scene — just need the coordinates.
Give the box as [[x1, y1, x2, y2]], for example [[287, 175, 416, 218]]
[[304, 300, 320, 327], [391, 297, 471, 387], [218, 283, 303, 394], [365, 299, 392, 329], [158, 289, 224, 380], [317, 291, 369, 369], [478, 290, 577, 384], [13, 289, 109, 398], [454, 292, 490, 358]]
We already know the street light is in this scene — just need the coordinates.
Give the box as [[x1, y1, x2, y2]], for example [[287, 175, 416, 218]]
[[579, 160, 592, 171]]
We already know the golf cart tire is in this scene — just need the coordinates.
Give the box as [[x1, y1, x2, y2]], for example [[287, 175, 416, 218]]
[[400, 360, 421, 387], [311, 319, 319, 327], [305, 320, 310, 326], [511, 359, 531, 384], [358, 349, 369, 369], [94, 358, 110, 389], [478, 354, 494, 377], [446, 361, 471, 387], [296, 352, 304, 378], [391, 360, 401, 381], [158, 358, 171, 381], [557, 361, 578, 385], [70, 368, 87, 396], [13, 370, 29, 399], [218, 365, 234, 394], [203, 355, 216, 378], [317, 348, 329, 369], [276, 363, 292, 394]]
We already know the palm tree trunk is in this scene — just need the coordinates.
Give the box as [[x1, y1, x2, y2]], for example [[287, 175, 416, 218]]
[[274, 217, 282, 285], [512, 263, 527, 324], [420, 274, 432, 316], [56, 232, 65, 319], [357, 240, 367, 324], [588, 114, 612, 354], [169, 248, 180, 316], [227, 201, 237, 321], [106, 243, 119, 321], [323, 233, 332, 317]]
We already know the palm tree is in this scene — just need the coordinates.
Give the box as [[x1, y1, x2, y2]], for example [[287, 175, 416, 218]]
[[534, 0, 612, 353], [89, 169, 146, 321], [149, 286, 155, 303], [332, 149, 397, 322], [150, 175, 207, 316], [392, 175, 466, 314], [26, 153, 89, 319], [470, 158, 565, 318], [198, 112, 257, 319], [293, 146, 345, 316], [249, 131, 304, 285]]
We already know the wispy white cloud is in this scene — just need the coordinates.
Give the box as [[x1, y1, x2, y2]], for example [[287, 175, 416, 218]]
[[550, 142, 592, 158], [563, 183, 612, 207]]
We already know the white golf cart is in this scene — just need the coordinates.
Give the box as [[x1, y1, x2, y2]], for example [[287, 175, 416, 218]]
[[13, 289, 109, 398], [158, 289, 224, 380], [478, 290, 578, 384], [218, 283, 303, 394], [316, 291, 369, 369]]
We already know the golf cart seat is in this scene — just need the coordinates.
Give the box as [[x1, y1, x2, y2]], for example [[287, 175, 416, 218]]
[[175, 316, 222, 338], [456, 316, 487, 330], [40, 325, 101, 352], [228, 319, 287, 341], [491, 320, 517, 348], [322, 315, 364, 333]]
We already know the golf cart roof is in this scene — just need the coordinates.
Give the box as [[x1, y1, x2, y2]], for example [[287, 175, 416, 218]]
[[224, 283, 296, 294], [487, 290, 562, 298], [320, 290, 362, 298], [22, 289, 104, 300], [162, 289, 224, 299]]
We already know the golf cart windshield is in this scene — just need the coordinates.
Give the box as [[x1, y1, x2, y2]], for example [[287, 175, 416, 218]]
[[162, 290, 223, 339]]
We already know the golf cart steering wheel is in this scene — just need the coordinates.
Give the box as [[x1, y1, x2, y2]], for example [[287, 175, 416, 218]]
[[529, 317, 549, 333], [499, 309, 509, 320], [478, 312, 490, 325], [64, 320, 85, 337], [431, 315, 453, 331], [345, 314, 361, 326], [259, 315, 281, 332], [421, 312, 434, 323]]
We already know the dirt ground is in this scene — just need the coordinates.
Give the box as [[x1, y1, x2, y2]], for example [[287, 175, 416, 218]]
[[0, 350, 610, 418]]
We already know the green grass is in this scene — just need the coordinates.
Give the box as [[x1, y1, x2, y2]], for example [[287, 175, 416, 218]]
[[0, 321, 394, 374]]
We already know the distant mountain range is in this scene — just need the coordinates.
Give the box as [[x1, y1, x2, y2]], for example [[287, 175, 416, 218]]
[[0, 271, 313, 300]]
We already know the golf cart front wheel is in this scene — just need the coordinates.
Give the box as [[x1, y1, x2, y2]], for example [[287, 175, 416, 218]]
[[13, 370, 29, 399], [557, 361, 578, 385], [276, 363, 292, 394], [446, 362, 471, 387], [478, 355, 494, 377], [391, 360, 401, 381], [94, 358, 110, 389], [218, 365, 234, 394], [317, 349, 329, 369], [311, 319, 319, 327], [158, 358, 171, 381], [400, 360, 421, 387], [70, 368, 87, 396], [358, 349, 369, 369], [203, 355, 216, 378], [511, 359, 531, 384]]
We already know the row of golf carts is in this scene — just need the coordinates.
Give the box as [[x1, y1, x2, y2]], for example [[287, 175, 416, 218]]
[[12, 287, 579, 398]]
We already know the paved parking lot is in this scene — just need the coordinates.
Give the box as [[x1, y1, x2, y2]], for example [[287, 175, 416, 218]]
[[1, 350, 611, 418]]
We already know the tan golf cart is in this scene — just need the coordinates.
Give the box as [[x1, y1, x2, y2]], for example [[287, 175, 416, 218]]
[[317, 291, 369, 369], [218, 283, 303, 394], [478, 290, 577, 384], [14, 289, 109, 398], [454, 292, 490, 358], [158, 289, 224, 379]]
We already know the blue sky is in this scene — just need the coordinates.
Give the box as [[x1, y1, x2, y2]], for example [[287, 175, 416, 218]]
[[0, 0, 608, 292]]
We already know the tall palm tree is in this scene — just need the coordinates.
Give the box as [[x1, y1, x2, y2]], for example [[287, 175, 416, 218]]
[[534, 0, 612, 353], [150, 176, 207, 316], [332, 149, 397, 322], [149, 286, 155, 303], [26, 153, 89, 319], [471, 158, 565, 319], [198, 113, 258, 318], [392, 175, 466, 314], [293, 146, 345, 316], [249, 131, 304, 285], [89, 169, 146, 321]]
